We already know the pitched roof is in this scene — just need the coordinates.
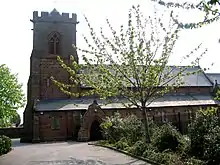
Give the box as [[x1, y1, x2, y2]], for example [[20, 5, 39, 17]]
[[206, 73, 220, 84], [155, 66, 213, 87], [80, 65, 213, 87], [35, 94, 218, 111]]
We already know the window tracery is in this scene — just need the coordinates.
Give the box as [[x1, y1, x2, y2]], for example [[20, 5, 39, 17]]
[[48, 32, 60, 55]]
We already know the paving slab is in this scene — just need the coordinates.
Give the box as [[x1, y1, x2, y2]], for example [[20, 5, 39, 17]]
[[0, 139, 151, 165]]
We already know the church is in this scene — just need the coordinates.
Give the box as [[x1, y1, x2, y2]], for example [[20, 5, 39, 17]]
[[21, 9, 220, 143]]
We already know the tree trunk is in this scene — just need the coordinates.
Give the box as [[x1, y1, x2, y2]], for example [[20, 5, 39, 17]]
[[141, 107, 151, 143]]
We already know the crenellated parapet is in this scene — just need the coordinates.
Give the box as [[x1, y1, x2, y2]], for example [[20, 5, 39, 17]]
[[32, 9, 78, 24]]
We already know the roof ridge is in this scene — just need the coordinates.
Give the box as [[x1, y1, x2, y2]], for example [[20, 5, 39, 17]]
[[206, 73, 220, 75]]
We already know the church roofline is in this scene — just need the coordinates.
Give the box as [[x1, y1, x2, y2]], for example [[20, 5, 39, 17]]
[[31, 10, 79, 24], [51, 8, 59, 13]]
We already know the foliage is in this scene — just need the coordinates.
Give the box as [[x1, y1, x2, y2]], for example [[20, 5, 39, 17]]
[[0, 64, 25, 127], [152, 0, 220, 29], [203, 126, 220, 165], [215, 88, 220, 101], [126, 140, 147, 156], [143, 149, 183, 165], [143, 148, 206, 165], [184, 157, 206, 165], [119, 114, 144, 144], [99, 112, 207, 165], [151, 123, 186, 152], [188, 107, 220, 164], [114, 137, 129, 150], [181, 136, 191, 158], [0, 135, 12, 156], [53, 5, 204, 143], [100, 112, 144, 144], [9, 112, 21, 127], [100, 112, 124, 143]]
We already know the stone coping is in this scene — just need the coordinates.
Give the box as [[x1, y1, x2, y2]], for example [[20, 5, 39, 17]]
[[88, 142, 162, 165]]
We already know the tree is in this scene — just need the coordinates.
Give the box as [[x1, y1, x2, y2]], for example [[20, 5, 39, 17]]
[[151, 0, 220, 29], [9, 112, 21, 127], [52, 5, 205, 143], [0, 64, 25, 127]]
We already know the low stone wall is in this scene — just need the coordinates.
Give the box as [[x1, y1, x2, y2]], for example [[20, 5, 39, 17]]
[[0, 127, 24, 138]]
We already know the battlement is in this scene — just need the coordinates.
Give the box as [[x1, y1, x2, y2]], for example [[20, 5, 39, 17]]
[[32, 9, 77, 23]]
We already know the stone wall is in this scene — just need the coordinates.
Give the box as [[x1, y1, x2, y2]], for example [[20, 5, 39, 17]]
[[34, 110, 83, 141], [0, 128, 24, 138], [39, 57, 70, 99], [78, 103, 106, 141], [22, 9, 79, 142]]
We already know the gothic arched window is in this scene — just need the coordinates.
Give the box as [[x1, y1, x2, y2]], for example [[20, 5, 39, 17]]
[[48, 32, 60, 55]]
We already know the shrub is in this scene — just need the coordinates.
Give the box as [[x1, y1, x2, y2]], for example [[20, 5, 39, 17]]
[[159, 152, 183, 165], [143, 148, 156, 159], [0, 135, 12, 155], [184, 157, 206, 165], [115, 138, 129, 150], [143, 148, 205, 165], [127, 140, 147, 156], [120, 115, 144, 144], [188, 107, 220, 164], [151, 123, 186, 152], [143, 149, 183, 165], [148, 118, 158, 137], [100, 112, 144, 143], [189, 108, 220, 157], [174, 135, 191, 159], [203, 126, 220, 165], [100, 112, 124, 142]]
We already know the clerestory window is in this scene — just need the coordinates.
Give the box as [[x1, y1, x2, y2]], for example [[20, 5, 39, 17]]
[[48, 32, 60, 55]]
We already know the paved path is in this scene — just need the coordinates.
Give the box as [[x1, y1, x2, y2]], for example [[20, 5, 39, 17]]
[[0, 139, 150, 165]]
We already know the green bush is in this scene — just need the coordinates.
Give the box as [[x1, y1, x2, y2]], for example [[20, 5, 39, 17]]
[[184, 157, 206, 165], [175, 135, 191, 159], [151, 123, 186, 152], [127, 140, 147, 156], [143, 148, 206, 165], [120, 115, 144, 144], [100, 112, 124, 142], [143, 148, 156, 158], [0, 135, 12, 155], [159, 152, 183, 165], [148, 118, 158, 137], [100, 112, 144, 143], [143, 149, 183, 165], [115, 138, 129, 150], [188, 107, 220, 164], [189, 108, 220, 158], [203, 126, 220, 165]]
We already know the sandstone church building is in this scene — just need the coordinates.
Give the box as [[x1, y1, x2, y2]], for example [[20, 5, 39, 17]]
[[21, 9, 220, 143]]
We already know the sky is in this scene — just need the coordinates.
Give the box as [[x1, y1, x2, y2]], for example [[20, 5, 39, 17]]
[[0, 0, 219, 122]]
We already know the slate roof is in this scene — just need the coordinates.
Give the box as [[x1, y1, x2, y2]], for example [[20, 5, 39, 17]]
[[35, 94, 218, 111], [165, 66, 213, 87], [206, 73, 220, 84], [80, 66, 213, 87]]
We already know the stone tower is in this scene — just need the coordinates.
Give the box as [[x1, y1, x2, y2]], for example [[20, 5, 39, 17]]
[[21, 9, 78, 142]]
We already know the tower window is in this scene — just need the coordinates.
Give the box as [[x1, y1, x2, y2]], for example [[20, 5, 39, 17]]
[[48, 32, 60, 55], [46, 78, 50, 87]]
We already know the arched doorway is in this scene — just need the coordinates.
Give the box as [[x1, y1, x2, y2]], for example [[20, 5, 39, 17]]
[[90, 120, 103, 141], [78, 102, 106, 141]]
